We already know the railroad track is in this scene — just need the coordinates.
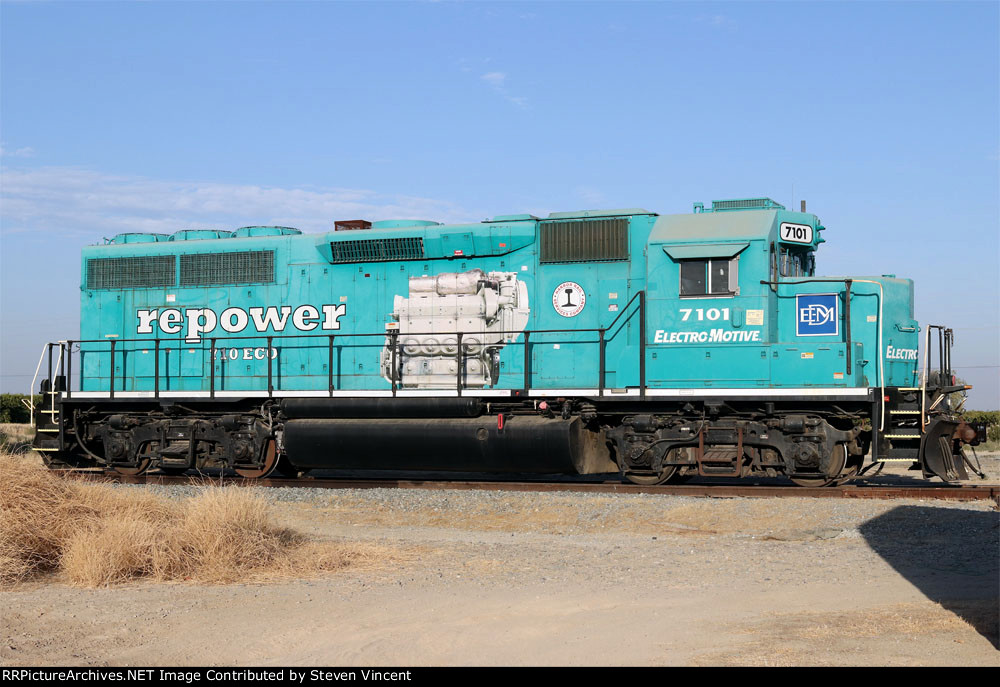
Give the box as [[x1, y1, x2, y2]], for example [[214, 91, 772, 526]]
[[58, 471, 1000, 504]]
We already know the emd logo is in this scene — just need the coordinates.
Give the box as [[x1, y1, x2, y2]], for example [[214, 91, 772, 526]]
[[796, 293, 839, 337]]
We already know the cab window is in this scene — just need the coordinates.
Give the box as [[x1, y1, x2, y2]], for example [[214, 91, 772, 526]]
[[779, 247, 815, 277], [680, 258, 736, 296]]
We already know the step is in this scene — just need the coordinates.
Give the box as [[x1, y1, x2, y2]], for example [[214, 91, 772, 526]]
[[160, 457, 191, 467], [885, 433, 921, 439], [160, 440, 190, 456]]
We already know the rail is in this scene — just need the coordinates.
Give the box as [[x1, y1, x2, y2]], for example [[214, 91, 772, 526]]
[[55, 471, 1000, 504], [38, 291, 647, 401]]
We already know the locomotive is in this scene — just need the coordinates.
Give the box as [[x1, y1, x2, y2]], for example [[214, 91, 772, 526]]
[[30, 198, 978, 485]]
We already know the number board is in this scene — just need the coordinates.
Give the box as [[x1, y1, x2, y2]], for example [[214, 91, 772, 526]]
[[779, 222, 813, 244]]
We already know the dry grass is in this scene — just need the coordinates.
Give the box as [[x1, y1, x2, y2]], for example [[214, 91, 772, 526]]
[[0, 451, 391, 588], [0, 422, 33, 455], [0, 423, 33, 441]]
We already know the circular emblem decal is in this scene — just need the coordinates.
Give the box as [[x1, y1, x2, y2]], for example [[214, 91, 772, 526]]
[[552, 281, 586, 317]]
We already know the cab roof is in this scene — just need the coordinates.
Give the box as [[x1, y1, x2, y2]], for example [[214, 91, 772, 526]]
[[650, 209, 782, 244]]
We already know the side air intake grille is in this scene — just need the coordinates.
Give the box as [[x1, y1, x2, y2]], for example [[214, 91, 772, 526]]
[[86, 256, 176, 290], [330, 237, 425, 263], [179, 251, 275, 286], [540, 218, 629, 263]]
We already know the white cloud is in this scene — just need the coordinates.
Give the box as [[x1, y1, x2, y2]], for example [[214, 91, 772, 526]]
[[0, 144, 35, 158], [0, 166, 472, 238], [480, 71, 507, 88], [479, 70, 528, 109]]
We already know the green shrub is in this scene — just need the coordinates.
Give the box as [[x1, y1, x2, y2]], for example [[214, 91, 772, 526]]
[[0, 394, 40, 424], [962, 410, 1000, 444]]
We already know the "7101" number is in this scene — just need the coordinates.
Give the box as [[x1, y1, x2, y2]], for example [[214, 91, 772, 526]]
[[680, 308, 730, 321]]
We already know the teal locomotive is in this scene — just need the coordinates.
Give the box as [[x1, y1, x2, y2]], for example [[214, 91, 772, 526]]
[[31, 198, 977, 484]]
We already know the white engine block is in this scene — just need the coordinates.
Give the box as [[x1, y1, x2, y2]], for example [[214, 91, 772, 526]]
[[380, 269, 530, 388]]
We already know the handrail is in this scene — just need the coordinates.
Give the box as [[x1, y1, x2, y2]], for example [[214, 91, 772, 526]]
[[921, 324, 955, 431], [63, 327, 617, 345], [50, 344, 64, 420], [921, 325, 930, 431], [26, 342, 65, 429], [27, 343, 48, 428], [605, 289, 646, 334], [41, 290, 649, 398]]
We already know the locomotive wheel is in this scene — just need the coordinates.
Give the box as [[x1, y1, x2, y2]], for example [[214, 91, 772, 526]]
[[624, 465, 680, 485], [830, 453, 863, 486], [789, 444, 848, 488], [831, 464, 859, 487], [234, 439, 279, 479], [113, 457, 151, 476], [110, 443, 152, 476]]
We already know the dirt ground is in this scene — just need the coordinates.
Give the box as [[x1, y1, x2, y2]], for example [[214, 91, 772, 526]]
[[2, 466, 998, 666]]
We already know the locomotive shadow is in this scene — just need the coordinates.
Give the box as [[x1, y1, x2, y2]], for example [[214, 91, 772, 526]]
[[858, 505, 999, 648]]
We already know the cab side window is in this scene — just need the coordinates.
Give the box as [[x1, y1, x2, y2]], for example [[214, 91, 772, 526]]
[[779, 247, 802, 277], [680, 258, 737, 297]]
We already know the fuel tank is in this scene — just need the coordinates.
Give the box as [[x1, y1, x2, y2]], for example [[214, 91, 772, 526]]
[[280, 397, 483, 419], [282, 415, 616, 474]]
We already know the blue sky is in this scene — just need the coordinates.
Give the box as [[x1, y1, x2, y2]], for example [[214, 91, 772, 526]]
[[2, 1, 998, 406]]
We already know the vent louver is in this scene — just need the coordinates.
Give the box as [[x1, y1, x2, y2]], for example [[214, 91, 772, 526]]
[[179, 251, 275, 286], [86, 255, 176, 290], [330, 237, 425, 263], [540, 218, 629, 263]]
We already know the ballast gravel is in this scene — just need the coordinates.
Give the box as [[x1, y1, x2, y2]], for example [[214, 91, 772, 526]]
[[5, 457, 998, 666], [112, 473, 997, 546]]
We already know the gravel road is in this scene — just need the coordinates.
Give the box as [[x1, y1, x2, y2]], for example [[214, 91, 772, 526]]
[[3, 465, 997, 667]]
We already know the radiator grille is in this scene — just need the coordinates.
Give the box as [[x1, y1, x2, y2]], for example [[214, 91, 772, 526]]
[[330, 237, 425, 263], [540, 218, 629, 263], [86, 255, 176, 290], [179, 251, 275, 286]]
